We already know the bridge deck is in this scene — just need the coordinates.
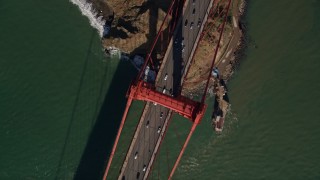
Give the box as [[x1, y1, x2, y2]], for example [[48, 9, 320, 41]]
[[106, 0, 214, 179]]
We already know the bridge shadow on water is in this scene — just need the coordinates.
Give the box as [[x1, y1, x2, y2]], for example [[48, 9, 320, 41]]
[[74, 60, 137, 180], [74, 3, 165, 180], [74, 1, 180, 179]]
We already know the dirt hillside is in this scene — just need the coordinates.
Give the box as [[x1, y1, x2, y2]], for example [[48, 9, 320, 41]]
[[100, 0, 171, 54]]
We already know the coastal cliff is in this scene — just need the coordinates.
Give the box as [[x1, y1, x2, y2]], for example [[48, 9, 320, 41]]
[[71, 0, 247, 97]]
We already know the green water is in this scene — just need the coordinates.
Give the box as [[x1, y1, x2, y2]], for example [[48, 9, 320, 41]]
[[1, 0, 320, 179], [169, 0, 320, 179], [0, 0, 137, 179]]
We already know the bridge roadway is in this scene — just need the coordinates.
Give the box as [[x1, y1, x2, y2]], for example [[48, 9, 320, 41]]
[[117, 0, 213, 179]]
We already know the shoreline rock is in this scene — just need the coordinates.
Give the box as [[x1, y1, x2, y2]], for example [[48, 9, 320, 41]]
[[88, 0, 248, 95]]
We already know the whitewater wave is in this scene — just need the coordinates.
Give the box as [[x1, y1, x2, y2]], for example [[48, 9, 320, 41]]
[[70, 0, 105, 36]]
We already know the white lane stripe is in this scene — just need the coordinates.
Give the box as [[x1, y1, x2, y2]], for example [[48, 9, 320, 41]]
[[226, 50, 232, 58], [233, 16, 238, 28]]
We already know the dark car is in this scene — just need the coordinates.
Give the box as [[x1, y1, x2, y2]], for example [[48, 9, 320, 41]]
[[190, 22, 194, 29]]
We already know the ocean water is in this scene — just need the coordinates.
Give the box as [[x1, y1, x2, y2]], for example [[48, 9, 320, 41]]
[[0, 0, 137, 179], [168, 0, 320, 179]]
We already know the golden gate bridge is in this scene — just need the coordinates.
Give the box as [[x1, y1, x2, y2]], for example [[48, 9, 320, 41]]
[[103, 0, 232, 179]]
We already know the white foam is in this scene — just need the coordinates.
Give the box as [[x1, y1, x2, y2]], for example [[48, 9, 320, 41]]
[[70, 0, 105, 36]]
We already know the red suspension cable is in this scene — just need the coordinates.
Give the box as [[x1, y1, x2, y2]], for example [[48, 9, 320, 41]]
[[201, 0, 232, 103]]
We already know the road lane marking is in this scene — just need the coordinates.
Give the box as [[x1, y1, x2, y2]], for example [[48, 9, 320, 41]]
[[233, 16, 238, 28]]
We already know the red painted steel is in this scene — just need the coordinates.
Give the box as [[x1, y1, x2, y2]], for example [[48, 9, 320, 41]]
[[103, 0, 180, 178], [169, 0, 232, 178], [128, 80, 206, 123], [103, 97, 133, 180], [202, 0, 232, 103], [103, 0, 233, 178], [168, 120, 198, 180]]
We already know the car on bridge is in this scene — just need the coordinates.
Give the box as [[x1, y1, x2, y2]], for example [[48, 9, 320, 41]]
[[134, 152, 138, 159], [164, 73, 168, 81], [162, 85, 167, 94], [169, 88, 173, 96], [157, 126, 162, 133], [198, 18, 201, 27]]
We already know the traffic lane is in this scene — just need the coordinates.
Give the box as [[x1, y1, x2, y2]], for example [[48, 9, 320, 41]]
[[121, 106, 155, 179], [122, 105, 170, 179], [158, 53, 175, 96], [123, 108, 151, 179], [186, 1, 196, 48], [183, 0, 211, 60], [121, 0, 214, 178], [171, 0, 211, 85], [124, 34, 176, 178], [134, 106, 164, 177], [123, 110, 153, 180], [158, 1, 189, 93], [159, 0, 212, 92], [182, 1, 196, 60], [139, 106, 170, 179], [191, 0, 210, 43], [125, 9, 187, 180]]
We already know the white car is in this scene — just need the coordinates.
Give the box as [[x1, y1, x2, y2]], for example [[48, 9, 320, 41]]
[[160, 112, 163, 119], [162, 86, 166, 94], [134, 152, 138, 159], [164, 73, 168, 81], [157, 126, 162, 133], [143, 165, 147, 172]]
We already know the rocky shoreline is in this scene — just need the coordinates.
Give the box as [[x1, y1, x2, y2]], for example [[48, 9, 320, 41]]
[[77, 0, 248, 85], [75, 0, 249, 132], [211, 0, 248, 132], [220, 0, 249, 81], [225, 0, 249, 82], [181, 0, 248, 97]]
